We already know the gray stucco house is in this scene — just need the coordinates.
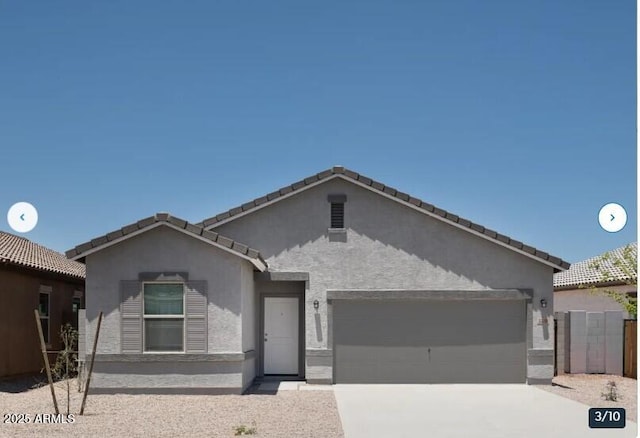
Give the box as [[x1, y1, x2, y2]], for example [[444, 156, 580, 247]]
[[67, 166, 570, 394]]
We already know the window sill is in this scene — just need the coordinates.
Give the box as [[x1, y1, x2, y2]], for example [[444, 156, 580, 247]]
[[328, 228, 347, 242], [97, 353, 249, 362], [143, 351, 185, 354]]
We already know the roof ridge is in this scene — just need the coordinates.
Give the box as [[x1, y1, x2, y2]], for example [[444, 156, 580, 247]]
[[198, 166, 570, 271]]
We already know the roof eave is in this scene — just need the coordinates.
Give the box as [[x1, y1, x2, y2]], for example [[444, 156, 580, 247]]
[[1, 259, 85, 281], [554, 279, 635, 291]]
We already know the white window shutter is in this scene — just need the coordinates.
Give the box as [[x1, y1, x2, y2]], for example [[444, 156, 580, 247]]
[[185, 281, 207, 353], [121, 280, 142, 353]]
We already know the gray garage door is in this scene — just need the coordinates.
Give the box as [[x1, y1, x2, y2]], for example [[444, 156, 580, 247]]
[[333, 299, 526, 383]]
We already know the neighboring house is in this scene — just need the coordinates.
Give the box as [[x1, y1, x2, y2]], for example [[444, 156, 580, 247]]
[[67, 166, 569, 394], [0, 231, 85, 378], [554, 243, 637, 318]]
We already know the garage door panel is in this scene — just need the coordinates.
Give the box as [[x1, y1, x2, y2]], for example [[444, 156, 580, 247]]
[[333, 300, 526, 383], [340, 327, 525, 347], [334, 301, 525, 347]]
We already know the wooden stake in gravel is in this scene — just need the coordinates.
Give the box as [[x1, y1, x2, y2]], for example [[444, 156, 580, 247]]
[[80, 311, 103, 415], [34, 309, 59, 415]]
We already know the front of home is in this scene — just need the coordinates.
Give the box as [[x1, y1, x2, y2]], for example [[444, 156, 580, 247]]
[[67, 166, 569, 394]]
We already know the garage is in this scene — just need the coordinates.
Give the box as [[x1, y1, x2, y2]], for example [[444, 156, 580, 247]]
[[333, 299, 527, 384]]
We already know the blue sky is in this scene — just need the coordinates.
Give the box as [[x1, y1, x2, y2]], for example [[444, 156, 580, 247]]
[[0, 0, 635, 263]]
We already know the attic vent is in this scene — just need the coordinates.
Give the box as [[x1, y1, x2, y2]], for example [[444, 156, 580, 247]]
[[328, 194, 346, 229], [331, 203, 344, 228]]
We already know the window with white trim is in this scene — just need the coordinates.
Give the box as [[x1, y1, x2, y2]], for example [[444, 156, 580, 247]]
[[39, 286, 51, 344], [143, 283, 184, 352]]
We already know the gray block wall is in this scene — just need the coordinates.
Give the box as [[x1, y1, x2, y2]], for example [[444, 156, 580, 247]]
[[586, 312, 605, 373], [604, 311, 623, 375], [554, 312, 566, 375], [91, 360, 245, 394], [564, 310, 623, 375], [78, 309, 86, 362], [568, 311, 587, 373]]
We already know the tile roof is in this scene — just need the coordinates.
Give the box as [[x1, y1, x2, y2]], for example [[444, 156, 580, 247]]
[[199, 166, 570, 271], [0, 231, 85, 279], [66, 213, 267, 271], [554, 242, 637, 289]]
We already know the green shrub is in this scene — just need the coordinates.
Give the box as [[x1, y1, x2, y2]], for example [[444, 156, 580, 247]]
[[233, 422, 258, 435]]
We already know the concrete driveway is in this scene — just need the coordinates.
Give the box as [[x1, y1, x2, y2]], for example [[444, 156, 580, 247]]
[[334, 384, 637, 438]]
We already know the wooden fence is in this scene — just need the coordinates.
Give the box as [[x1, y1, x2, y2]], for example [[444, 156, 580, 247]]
[[623, 319, 637, 379]]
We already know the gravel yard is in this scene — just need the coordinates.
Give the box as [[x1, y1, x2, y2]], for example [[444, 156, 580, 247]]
[[539, 374, 637, 422], [3, 374, 635, 436], [0, 378, 344, 437]]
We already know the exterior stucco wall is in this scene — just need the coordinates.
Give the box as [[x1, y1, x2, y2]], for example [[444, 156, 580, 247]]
[[214, 177, 556, 382], [241, 262, 255, 353], [91, 361, 244, 393], [84, 225, 255, 391], [240, 262, 256, 387], [554, 284, 635, 318], [241, 357, 256, 391]]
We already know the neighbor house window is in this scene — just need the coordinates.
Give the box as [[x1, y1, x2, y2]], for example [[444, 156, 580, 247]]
[[39, 287, 51, 344], [143, 283, 184, 352], [328, 194, 347, 229], [72, 296, 82, 331]]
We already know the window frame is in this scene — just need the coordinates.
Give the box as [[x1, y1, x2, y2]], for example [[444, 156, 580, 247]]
[[71, 296, 82, 331], [38, 285, 51, 346], [141, 281, 186, 353]]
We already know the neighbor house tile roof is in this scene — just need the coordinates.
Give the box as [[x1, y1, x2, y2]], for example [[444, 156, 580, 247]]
[[199, 166, 570, 271], [66, 213, 267, 271], [554, 242, 637, 289], [0, 231, 85, 279]]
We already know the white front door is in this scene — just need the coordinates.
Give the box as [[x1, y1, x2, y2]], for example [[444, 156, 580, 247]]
[[264, 297, 299, 375]]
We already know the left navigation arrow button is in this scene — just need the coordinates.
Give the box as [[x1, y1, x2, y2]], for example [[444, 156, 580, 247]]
[[7, 202, 38, 233]]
